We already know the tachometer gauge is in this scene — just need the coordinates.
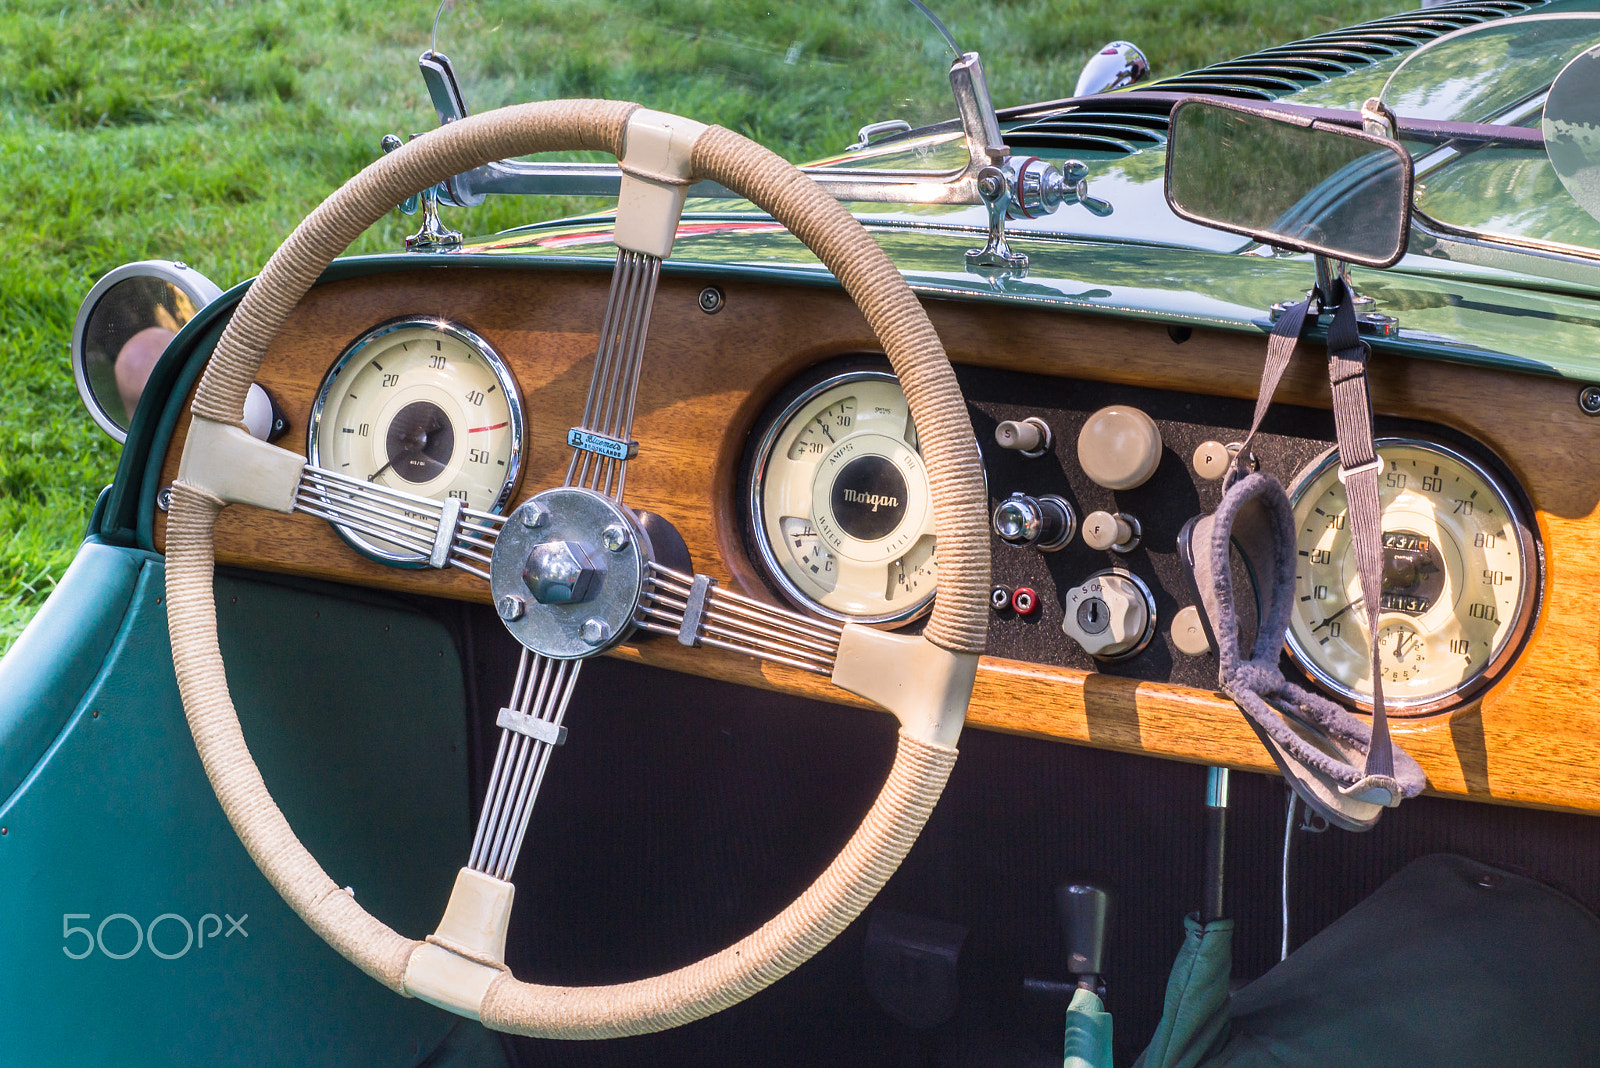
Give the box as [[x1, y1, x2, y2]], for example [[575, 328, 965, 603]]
[[308, 318, 523, 564], [749, 369, 936, 625], [1285, 438, 1539, 714]]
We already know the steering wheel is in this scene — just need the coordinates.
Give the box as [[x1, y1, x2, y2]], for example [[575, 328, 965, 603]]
[[164, 100, 990, 1038]]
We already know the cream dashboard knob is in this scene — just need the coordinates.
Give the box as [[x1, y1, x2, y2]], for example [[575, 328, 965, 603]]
[[1081, 510, 1139, 552], [1061, 570, 1155, 659], [994, 417, 1053, 457], [1077, 406, 1162, 490]]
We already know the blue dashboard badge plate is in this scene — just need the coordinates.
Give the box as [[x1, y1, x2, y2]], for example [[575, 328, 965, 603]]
[[567, 428, 639, 460]]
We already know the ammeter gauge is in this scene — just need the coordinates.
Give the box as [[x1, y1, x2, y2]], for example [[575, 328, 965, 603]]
[[748, 369, 936, 625], [1285, 437, 1538, 714], [308, 318, 523, 565]]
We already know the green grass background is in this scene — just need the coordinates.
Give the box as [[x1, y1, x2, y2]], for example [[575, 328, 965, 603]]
[[0, 0, 1400, 650]]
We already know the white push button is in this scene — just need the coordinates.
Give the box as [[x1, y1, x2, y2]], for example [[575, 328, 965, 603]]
[[994, 417, 1053, 456], [1192, 441, 1229, 481], [1082, 510, 1138, 552], [1170, 605, 1212, 656], [1077, 406, 1162, 490]]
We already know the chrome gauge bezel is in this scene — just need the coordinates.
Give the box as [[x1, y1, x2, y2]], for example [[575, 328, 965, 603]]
[[746, 367, 936, 627], [307, 316, 525, 566], [1283, 435, 1541, 716]]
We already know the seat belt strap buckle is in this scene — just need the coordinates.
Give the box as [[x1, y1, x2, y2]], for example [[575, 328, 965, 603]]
[[1336, 457, 1382, 484]]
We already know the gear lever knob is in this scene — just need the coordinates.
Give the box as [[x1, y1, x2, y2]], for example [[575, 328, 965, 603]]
[[1058, 881, 1112, 990]]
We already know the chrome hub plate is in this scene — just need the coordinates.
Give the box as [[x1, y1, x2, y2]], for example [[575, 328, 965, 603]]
[[490, 487, 651, 658]]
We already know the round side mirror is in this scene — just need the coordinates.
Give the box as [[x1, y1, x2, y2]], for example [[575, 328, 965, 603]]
[[72, 261, 222, 443]]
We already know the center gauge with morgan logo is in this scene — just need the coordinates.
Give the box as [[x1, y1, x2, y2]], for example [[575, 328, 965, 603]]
[[745, 363, 938, 626]]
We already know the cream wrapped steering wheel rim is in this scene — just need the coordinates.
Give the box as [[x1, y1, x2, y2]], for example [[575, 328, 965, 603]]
[[164, 99, 990, 1038]]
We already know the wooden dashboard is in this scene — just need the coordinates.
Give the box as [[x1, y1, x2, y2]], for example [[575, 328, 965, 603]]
[[153, 267, 1600, 815]]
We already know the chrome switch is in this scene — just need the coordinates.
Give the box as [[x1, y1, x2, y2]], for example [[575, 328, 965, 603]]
[[993, 492, 1076, 551]]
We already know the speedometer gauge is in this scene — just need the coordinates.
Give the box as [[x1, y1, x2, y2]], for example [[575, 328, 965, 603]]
[[1285, 438, 1539, 715], [308, 318, 523, 565], [749, 369, 936, 625]]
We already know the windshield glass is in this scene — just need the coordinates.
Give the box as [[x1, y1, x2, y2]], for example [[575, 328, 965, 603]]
[[1378, 14, 1600, 265], [429, 0, 966, 168], [1380, 14, 1600, 123]]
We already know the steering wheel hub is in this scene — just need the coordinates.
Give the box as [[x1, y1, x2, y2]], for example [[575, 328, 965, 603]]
[[490, 487, 649, 658]]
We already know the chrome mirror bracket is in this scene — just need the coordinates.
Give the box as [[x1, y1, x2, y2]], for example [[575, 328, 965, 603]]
[[1269, 253, 1399, 337], [405, 184, 463, 252], [383, 130, 462, 251]]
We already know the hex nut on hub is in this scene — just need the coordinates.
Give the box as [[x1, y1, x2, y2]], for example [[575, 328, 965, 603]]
[[524, 540, 605, 605]]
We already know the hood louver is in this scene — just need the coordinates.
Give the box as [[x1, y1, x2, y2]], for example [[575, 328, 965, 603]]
[[1003, 0, 1545, 153]]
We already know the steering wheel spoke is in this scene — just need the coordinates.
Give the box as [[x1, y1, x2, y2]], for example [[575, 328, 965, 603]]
[[294, 464, 505, 580], [565, 249, 664, 502], [638, 562, 843, 675], [468, 649, 583, 882]]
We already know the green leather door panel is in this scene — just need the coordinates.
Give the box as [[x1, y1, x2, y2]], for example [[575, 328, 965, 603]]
[[0, 541, 142, 803], [0, 546, 496, 1067]]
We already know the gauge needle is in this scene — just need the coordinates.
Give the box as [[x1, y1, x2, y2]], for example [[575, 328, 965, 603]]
[[1395, 631, 1413, 660], [815, 417, 834, 443], [369, 410, 445, 482], [1313, 598, 1363, 632], [367, 456, 399, 483]]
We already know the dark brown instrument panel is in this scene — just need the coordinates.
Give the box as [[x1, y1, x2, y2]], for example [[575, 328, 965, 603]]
[[154, 266, 1600, 814]]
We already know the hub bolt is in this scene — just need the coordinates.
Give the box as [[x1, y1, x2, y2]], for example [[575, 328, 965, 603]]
[[579, 617, 612, 646], [601, 524, 630, 552], [497, 594, 527, 622]]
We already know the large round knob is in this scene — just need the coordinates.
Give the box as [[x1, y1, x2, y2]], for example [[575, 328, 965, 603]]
[[1077, 406, 1162, 490], [1061, 570, 1154, 659], [992, 493, 1075, 551]]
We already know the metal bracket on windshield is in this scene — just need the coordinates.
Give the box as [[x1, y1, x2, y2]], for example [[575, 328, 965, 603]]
[[383, 132, 461, 251], [1266, 100, 1400, 337], [416, 48, 1009, 208], [967, 157, 1112, 274]]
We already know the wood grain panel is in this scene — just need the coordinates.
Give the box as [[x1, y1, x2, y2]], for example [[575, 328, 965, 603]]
[[155, 268, 1600, 815]]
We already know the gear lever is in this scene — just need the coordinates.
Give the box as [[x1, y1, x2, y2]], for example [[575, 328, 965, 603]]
[[1202, 767, 1230, 923], [1058, 880, 1112, 996]]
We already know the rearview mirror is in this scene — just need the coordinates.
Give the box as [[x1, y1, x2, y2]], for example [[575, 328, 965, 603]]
[[1165, 98, 1413, 268]]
